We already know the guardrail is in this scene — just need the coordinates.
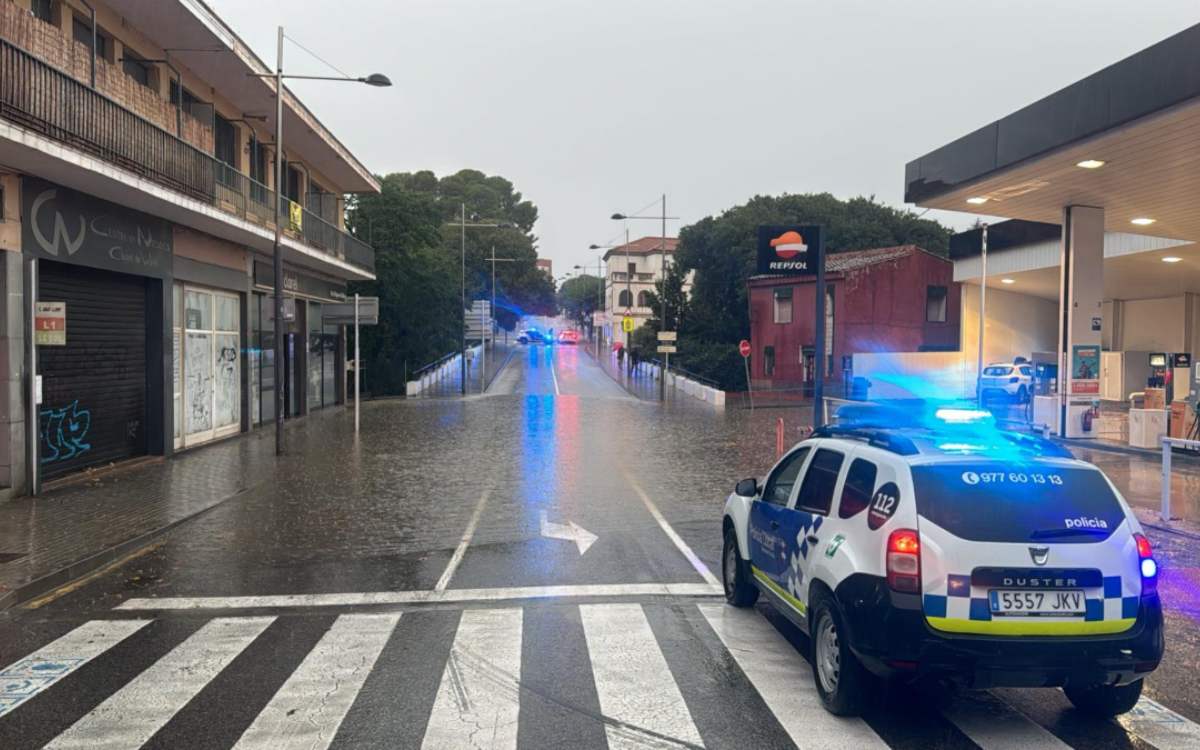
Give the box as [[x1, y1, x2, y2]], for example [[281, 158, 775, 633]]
[[637, 356, 725, 408], [1161, 436, 1200, 522], [0, 36, 374, 275]]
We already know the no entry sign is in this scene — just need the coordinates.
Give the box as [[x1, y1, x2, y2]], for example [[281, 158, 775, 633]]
[[739, 340, 751, 358]]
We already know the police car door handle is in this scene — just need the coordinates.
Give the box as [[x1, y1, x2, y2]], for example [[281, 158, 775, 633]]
[[807, 534, 820, 544]]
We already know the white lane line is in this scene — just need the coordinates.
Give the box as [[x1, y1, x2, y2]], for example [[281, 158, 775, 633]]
[[0, 619, 152, 719], [580, 603, 704, 749], [1120, 696, 1200, 749], [624, 472, 721, 586], [46, 616, 274, 749], [697, 603, 886, 748], [234, 613, 400, 749], [435, 487, 493, 592], [942, 690, 1070, 750], [550, 355, 561, 395], [116, 582, 724, 611], [422, 608, 523, 749]]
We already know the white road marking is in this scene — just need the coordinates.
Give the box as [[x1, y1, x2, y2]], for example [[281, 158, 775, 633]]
[[550, 355, 561, 395], [624, 472, 721, 586], [697, 603, 886, 748], [435, 487, 493, 591], [539, 509, 599, 554], [115, 582, 724, 611], [422, 608, 523, 749], [581, 602, 704, 748], [45, 616, 274, 749], [233, 613, 400, 749], [942, 690, 1070, 750], [0, 619, 151, 719], [1120, 696, 1200, 749]]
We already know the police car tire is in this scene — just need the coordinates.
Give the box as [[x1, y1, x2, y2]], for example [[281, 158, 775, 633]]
[[810, 596, 871, 717], [1063, 678, 1143, 717], [722, 527, 758, 608]]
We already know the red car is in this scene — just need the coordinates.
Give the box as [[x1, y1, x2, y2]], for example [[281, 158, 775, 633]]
[[558, 330, 580, 345]]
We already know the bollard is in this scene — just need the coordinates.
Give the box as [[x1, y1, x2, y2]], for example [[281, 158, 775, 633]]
[[1161, 437, 1172, 522], [776, 417, 785, 459]]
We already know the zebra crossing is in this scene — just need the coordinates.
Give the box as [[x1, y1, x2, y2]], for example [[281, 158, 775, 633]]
[[2, 601, 1199, 749]]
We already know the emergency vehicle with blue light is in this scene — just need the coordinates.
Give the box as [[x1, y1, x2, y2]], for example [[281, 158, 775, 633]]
[[721, 406, 1163, 717]]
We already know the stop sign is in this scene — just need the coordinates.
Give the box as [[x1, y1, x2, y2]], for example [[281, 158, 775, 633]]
[[738, 339, 751, 358]]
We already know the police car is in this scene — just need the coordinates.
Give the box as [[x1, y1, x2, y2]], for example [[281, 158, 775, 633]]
[[721, 405, 1163, 717]]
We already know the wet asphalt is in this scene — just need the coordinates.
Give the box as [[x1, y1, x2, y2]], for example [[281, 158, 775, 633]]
[[1, 344, 1199, 749]]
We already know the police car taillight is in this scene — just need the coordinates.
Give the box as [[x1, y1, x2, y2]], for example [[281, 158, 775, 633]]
[[886, 529, 921, 594], [1134, 533, 1157, 592]]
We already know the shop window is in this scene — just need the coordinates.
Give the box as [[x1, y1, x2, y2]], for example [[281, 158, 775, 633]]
[[179, 287, 241, 446], [618, 289, 633, 308], [773, 287, 793, 324], [763, 345, 775, 376], [926, 285, 948, 323]]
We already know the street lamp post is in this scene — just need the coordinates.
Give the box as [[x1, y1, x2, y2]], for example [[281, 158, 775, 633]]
[[253, 26, 391, 455], [612, 196, 679, 399], [579, 252, 609, 358], [445, 212, 515, 394]]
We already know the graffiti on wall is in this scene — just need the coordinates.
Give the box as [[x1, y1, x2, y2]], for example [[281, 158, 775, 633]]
[[40, 400, 92, 464]]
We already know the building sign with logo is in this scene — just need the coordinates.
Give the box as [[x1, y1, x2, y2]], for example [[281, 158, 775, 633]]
[[253, 260, 347, 302], [757, 225, 823, 276], [35, 301, 66, 346], [21, 178, 172, 278], [1071, 344, 1100, 394]]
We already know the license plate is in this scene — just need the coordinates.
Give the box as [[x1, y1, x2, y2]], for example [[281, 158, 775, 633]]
[[988, 589, 1086, 616]]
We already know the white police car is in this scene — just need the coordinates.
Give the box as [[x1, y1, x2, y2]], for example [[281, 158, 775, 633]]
[[721, 406, 1163, 717]]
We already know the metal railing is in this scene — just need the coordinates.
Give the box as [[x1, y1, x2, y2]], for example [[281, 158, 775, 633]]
[[0, 36, 374, 275]]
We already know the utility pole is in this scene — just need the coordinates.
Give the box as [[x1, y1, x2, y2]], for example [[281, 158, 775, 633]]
[[461, 202, 467, 395], [660, 193, 668, 399], [977, 223, 989, 408], [272, 25, 286, 455]]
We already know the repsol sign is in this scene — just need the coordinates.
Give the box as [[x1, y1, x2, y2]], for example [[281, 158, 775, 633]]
[[21, 177, 172, 278]]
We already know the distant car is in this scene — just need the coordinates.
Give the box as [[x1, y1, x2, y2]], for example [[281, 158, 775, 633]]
[[977, 361, 1034, 403], [518, 329, 547, 345], [558, 330, 580, 345]]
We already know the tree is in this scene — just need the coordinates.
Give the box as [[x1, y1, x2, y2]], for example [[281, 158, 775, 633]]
[[557, 274, 604, 331], [673, 192, 953, 389]]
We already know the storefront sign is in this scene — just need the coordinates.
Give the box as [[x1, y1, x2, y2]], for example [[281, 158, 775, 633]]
[[757, 225, 823, 276], [34, 301, 66, 346], [253, 261, 347, 302], [21, 178, 172, 278], [1070, 344, 1100, 394]]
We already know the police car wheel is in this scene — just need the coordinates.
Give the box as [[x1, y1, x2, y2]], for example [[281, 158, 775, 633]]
[[810, 597, 870, 716], [1063, 678, 1143, 717], [722, 528, 758, 607]]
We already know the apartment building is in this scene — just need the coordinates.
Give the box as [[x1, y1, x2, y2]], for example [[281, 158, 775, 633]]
[[603, 236, 686, 346], [0, 0, 379, 495]]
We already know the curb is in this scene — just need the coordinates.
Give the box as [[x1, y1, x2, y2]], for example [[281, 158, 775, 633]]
[[0, 483, 258, 613], [1053, 436, 1200, 465]]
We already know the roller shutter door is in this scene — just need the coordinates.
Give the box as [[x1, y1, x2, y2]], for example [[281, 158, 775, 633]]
[[38, 260, 148, 479]]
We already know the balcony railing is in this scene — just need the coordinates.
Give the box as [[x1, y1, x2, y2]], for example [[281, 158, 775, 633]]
[[0, 36, 374, 275]]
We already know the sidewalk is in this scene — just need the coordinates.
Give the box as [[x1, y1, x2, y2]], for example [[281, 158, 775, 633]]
[[422, 339, 515, 397], [592, 348, 670, 401], [0, 418, 286, 611]]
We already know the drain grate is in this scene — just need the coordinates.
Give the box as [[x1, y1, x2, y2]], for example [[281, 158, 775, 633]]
[[0, 552, 28, 564]]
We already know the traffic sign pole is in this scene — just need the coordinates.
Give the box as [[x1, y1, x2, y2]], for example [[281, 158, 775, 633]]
[[739, 339, 754, 411]]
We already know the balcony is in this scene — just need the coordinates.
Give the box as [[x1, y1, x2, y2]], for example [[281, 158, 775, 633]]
[[0, 35, 374, 275]]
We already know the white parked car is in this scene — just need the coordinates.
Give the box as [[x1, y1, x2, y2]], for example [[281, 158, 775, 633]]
[[721, 406, 1163, 717], [977, 361, 1034, 402]]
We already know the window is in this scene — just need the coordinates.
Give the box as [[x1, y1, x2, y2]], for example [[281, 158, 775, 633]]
[[72, 18, 108, 60], [31, 0, 55, 24], [1019, 366, 1033, 377], [122, 52, 152, 88], [763, 345, 775, 376], [214, 114, 238, 168], [796, 448, 845, 515], [762, 447, 810, 505], [618, 289, 633, 308], [773, 287, 792, 324], [926, 285, 948, 323], [285, 164, 303, 202], [636, 290, 651, 308], [838, 458, 878, 519]]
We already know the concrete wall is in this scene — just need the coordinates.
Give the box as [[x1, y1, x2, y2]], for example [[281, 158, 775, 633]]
[[961, 283, 1058, 365], [1118, 296, 1187, 352]]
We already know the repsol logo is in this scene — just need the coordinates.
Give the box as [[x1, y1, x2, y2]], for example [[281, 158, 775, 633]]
[[1002, 577, 1079, 588], [1065, 516, 1108, 529]]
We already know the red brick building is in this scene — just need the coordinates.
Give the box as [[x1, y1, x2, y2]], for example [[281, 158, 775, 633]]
[[748, 246, 960, 391]]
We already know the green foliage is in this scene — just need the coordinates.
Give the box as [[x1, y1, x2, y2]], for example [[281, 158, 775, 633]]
[[629, 325, 658, 362], [345, 169, 556, 395], [675, 192, 952, 390], [558, 274, 604, 330]]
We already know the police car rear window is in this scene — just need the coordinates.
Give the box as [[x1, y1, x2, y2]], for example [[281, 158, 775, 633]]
[[910, 464, 1125, 543]]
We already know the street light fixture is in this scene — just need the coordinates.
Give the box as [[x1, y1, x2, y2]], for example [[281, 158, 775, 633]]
[[445, 209, 516, 394], [250, 26, 390, 455], [611, 196, 680, 399]]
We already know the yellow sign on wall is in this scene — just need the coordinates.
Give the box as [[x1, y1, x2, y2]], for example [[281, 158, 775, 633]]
[[288, 200, 303, 231], [622, 316, 634, 333]]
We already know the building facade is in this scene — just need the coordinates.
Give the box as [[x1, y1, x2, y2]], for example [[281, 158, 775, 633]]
[[535, 258, 552, 278], [603, 236, 685, 346], [0, 0, 378, 495], [748, 246, 960, 391]]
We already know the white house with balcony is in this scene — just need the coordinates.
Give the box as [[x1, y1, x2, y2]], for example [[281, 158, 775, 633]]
[[603, 236, 692, 347]]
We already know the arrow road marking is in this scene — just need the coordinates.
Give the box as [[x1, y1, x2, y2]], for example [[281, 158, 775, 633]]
[[539, 510, 598, 555]]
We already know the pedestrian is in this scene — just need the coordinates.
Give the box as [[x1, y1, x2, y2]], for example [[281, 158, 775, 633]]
[[629, 347, 638, 375]]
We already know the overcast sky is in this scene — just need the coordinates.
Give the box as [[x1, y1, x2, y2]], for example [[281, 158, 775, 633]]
[[210, 0, 1198, 277]]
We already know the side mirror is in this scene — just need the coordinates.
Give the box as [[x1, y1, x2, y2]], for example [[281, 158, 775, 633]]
[[735, 478, 758, 498]]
